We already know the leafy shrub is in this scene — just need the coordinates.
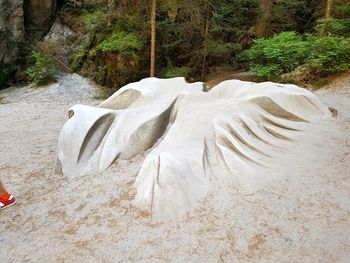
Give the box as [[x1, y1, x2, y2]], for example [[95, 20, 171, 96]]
[[96, 31, 144, 55], [65, 0, 106, 11], [240, 32, 350, 78], [163, 67, 192, 78], [26, 51, 58, 86], [240, 32, 310, 78], [317, 18, 350, 37], [80, 10, 103, 31], [316, 4, 350, 37], [307, 35, 350, 74], [250, 64, 283, 78]]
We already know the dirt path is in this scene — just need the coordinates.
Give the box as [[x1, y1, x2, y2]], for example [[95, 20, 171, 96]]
[[0, 74, 349, 262]]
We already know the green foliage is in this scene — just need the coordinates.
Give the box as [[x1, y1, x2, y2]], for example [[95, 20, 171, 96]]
[[64, 0, 106, 12], [211, 0, 258, 37], [163, 67, 192, 78], [62, 0, 149, 89], [26, 51, 58, 86], [156, 0, 258, 77], [96, 31, 144, 54], [80, 10, 103, 31], [70, 48, 86, 70], [307, 35, 350, 73], [70, 38, 92, 70], [58, 0, 348, 89], [271, 0, 321, 34], [316, 3, 350, 37], [317, 18, 350, 37], [336, 4, 350, 16], [241, 32, 350, 78], [240, 32, 310, 77], [250, 64, 283, 78]]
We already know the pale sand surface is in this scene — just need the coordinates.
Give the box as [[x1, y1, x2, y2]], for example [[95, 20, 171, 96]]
[[0, 74, 349, 262]]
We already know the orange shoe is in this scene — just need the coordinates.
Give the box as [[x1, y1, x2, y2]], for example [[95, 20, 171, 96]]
[[0, 192, 16, 211]]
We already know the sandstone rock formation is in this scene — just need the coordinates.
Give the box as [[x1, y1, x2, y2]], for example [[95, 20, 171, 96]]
[[0, 0, 24, 66], [57, 78, 331, 218], [0, 0, 57, 87], [24, 0, 57, 36], [57, 78, 204, 176], [0, 0, 57, 64]]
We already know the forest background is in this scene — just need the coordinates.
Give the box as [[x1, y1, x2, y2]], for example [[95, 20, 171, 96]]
[[2, 0, 350, 90]]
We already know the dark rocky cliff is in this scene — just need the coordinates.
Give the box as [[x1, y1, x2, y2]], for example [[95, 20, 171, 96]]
[[24, 0, 57, 37], [0, 0, 57, 88], [0, 0, 24, 87]]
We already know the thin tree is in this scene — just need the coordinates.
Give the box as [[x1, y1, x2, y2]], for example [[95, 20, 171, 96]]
[[201, 12, 210, 81], [252, 0, 273, 37], [325, 0, 334, 18], [150, 0, 157, 77], [322, 0, 334, 36], [200, 0, 215, 81]]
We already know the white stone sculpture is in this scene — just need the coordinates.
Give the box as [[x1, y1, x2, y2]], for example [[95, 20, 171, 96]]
[[57, 77, 330, 218]]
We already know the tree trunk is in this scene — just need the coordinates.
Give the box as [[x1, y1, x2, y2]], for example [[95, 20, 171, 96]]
[[150, 0, 156, 77], [201, 13, 210, 81], [325, 0, 334, 18], [322, 0, 334, 36], [252, 0, 273, 37], [107, 0, 116, 26]]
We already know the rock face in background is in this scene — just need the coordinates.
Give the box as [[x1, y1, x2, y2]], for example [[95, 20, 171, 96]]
[[23, 0, 57, 37], [0, 0, 57, 87], [57, 78, 331, 219], [0, 0, 24, 87], [0, 0, 24, 65]]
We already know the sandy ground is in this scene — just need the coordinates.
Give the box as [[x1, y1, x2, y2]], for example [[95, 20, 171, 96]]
[[0, 74, 349, 262]]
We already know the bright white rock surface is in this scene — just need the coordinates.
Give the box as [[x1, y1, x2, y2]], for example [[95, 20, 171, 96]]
[[1, 73, 349, 262], [57, 77, 331, 218]]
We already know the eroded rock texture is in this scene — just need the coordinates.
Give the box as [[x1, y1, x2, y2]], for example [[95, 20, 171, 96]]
[[24, 0, 57, 36], [57, 78, 330, 218], [0, 0, 57, 64], [0, 0, 57, 87], [0, 0, 24, 65]]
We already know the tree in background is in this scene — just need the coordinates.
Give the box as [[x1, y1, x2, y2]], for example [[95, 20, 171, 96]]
[[51, 0, 347, 90], [156, 0, 258, 80], [240, 0, 350, 86], [150, 0, 157, 77], [201, 9, 211, 80], [270, 0, 323, 34], [156, 0, 210, 78], [317, 0, 350, 36], [321, 0, 335, 35], [251, 0, 273, 37]]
